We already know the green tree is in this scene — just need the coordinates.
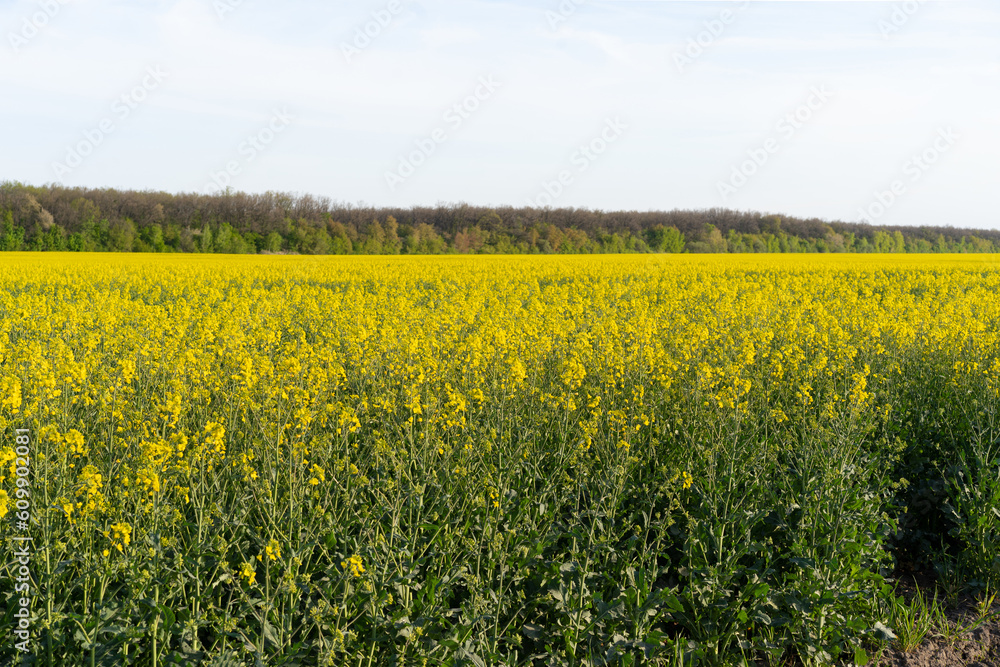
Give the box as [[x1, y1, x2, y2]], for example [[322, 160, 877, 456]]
[[79, 218, 109, 251], [383, 216, 401, 254], [311, 228, 332, 255], [361, 219, 385, 254], [1, 209, 24, 251], [725, 229, 746, 253], [645, 225, 685, 253], [872, 231, 894, 253], [892, 230, 905, 253], [41, 225, 67, 250], [406, 223, 446, 254], [215, 223, 251, 254], [141, 224, 166, 252], [625, 233, 649, 253], [108, 218, 137, 251], [564, 228, 593, 253], [328, 222, 353, 254], [200, 225, 214, 253], [688, 224, 727, 253], [265, 232, 284, 253]]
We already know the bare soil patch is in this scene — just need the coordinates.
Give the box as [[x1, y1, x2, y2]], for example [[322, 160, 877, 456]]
[[877, 575, 1000, 667], [878, 621, 1000, 667]]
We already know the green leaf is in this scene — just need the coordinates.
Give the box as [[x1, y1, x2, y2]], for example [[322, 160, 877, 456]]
[[262, 622, 280, 645], [523, 623, 544, 639], [663, 594, 684, 613], [871, 622, 896, 641], [158, 604, 176, 629]]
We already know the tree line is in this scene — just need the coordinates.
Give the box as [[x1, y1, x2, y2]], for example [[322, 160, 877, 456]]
[[2, 181, 998, 254]]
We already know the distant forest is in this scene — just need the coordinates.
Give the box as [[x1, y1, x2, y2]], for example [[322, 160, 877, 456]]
[[2, 182, 998, 254]]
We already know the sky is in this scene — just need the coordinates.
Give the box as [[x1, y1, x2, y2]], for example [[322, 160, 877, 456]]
[[1, 0, 997, 228]]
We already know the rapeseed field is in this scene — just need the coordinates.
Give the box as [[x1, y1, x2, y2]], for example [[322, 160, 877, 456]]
[[1, 253, 998, 666]]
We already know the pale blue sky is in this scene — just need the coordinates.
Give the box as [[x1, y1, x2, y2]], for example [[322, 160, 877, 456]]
[[1, 0, 997, 228]]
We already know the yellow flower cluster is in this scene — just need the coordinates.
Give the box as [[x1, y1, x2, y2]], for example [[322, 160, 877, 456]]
[[341, 555, 365, 578], [308, 464, 325, 486], [104, 522, 132, 552], [679, 471, 693, 491], [0, 447, 15, 485], [241, 561, 257, 586], [263, 538, 282, 562]]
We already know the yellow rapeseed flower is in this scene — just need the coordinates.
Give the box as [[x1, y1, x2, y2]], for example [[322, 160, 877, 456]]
[[341, 554, 364, 578], [241, 561, 257, 586], [308, 464, 325, 486]]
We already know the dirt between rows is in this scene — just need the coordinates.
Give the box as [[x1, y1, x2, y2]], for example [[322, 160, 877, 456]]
[[876, 578, 1000, 667], [878, 620, 1000, 667]]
